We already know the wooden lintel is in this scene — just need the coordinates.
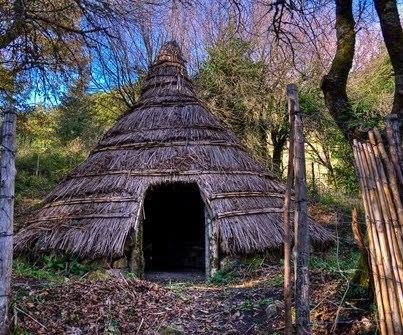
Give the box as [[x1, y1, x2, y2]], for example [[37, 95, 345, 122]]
[[216, 207, 285, 219], [210, 191, 285, 200]]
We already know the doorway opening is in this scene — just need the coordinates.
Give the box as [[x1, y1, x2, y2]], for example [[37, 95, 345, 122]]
[[143, 182, 205, 278]]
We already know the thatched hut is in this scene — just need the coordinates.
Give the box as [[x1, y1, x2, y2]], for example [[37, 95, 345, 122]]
[[15, 41, 333, 278]]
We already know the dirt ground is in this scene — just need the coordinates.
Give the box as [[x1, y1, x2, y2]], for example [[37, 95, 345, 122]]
[[10, 263, 376, 335]]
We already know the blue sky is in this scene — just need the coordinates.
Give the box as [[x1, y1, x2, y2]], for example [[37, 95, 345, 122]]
[[24, 0, 403, 108]]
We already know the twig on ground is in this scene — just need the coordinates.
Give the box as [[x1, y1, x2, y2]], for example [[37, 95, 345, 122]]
[[14, 306, 48, 329]]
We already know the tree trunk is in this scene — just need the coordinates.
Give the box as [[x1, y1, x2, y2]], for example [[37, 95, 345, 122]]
[[350, 207, 373, 299], [272, 141, 284, 176], [271, 126, 288, 176], [321, 0, 356, 143], [0, 109, 17, 334], [374, 0, 403, 122], [291, 84, 311, 335]]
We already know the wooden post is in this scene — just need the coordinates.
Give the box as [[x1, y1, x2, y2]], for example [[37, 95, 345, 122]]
[[290, 84, 311, 335], [130, 222, 144, 279], [203, 197, 219, 280], [207, 217, 220, 279], [284, 84, 296, 335], [0, 109, 17, 334]]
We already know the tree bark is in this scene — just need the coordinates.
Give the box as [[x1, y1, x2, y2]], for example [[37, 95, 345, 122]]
[[321, 0, 357, 143], [0, 109, 17, 334], [271, 126, 288, 176], [374, 0, 403, 122], [350, 207, 373, 299]]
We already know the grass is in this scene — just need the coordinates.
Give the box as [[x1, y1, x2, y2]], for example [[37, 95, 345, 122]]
[[13, 259, 64, 283], [210, 267, 238, 285], [240, 299, 254, 311], [13, 255, 102, 282], [310, 246, 360, 275], [265, 273, 283, 287], [313, 188, 362, 215], [166, 282, 190, 301]]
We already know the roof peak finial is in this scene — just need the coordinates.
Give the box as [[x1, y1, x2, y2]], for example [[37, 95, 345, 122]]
[[155, 40, 185, 66]]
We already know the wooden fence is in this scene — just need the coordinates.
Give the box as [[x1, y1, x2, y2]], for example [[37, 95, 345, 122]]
[[352, 114, 403, 334]]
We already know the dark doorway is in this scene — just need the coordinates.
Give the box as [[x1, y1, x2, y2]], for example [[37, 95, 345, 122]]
[[143, 182, 205, 274]]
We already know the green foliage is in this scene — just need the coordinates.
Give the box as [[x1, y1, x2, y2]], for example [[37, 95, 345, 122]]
[[349, 52, 394, 125], [15, 91, 125, 200], [265, 273, 283, 287], [310, 246, 360, 275], [210, 266, 237, 285], [13, 255, 101, 281], [240, 299, 254, 311], [13, 259, 64, 283], [195, 35, 271, 162], [300, 85, 359, 194], [258, 298, 272, 308], [166, 282, 189, 301], [241, 255, 265, 272], [57, 92, 124, 150], [316, 189, 361, 213]]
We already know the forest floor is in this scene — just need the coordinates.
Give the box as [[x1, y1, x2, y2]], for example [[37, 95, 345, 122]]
[[11, 199, 376, 334], [10, 258, 376, 335]]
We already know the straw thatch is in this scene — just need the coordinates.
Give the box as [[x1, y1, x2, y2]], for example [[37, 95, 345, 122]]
[[15, 41, 333, 259]]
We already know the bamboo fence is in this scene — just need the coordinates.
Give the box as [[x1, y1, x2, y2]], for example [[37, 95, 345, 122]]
[[353, 114, 403, 334]]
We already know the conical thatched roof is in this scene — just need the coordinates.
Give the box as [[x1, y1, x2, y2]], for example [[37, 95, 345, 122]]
[[15, 41, 333, 258]]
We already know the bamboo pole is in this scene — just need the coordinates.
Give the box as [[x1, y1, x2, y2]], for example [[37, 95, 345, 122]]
[[373, 129, 403, 237], [365, 135, 403, 330], [283, 84, 296, 335], [361, 141, 397, 334], [0, 109, 17, 335], [353, 141, 388, 335], [369, 131, 403, 268]]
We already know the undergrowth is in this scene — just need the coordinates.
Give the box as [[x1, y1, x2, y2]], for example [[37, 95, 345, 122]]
[[310, 246, 360, 276], [13, 255, 101, 282]]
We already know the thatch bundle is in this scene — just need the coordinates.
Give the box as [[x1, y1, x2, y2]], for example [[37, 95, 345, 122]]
[[15, 41, 333, 259]]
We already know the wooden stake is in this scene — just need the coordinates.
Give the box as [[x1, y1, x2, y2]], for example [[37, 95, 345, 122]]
[[289, 84, 311, 335], [284, 84, 296, 335], [0, 109, 17, 335]]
